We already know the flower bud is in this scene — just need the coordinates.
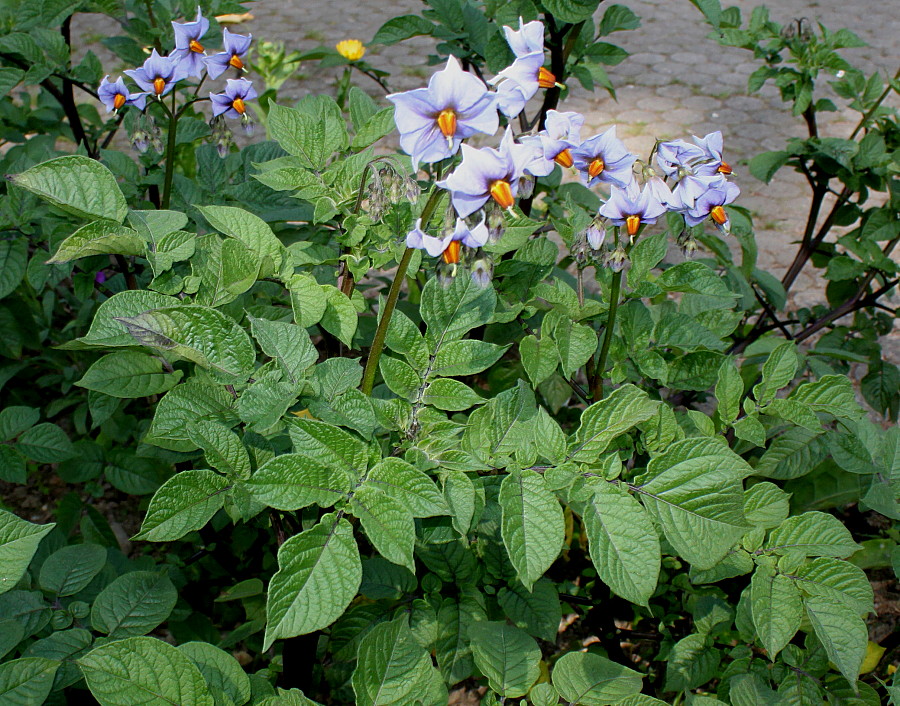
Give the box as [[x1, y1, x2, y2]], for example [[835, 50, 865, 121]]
[[404, 177, 420, 204], [131, 130, 150, 153], [151, 137, 164, 153], [241, 113, 255, 136], [584, 218, 606, 251], [485, 201, 505, 242], [677, 230, 700, 258], [604, 246, 629, 272], [470, 255, 493, 288], [518, 174, 535, 199]]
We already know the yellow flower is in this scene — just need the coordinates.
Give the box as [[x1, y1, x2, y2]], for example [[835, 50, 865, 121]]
[[336, 39, 365, 62]]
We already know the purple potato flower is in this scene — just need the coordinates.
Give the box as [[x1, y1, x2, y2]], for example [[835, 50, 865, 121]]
[[599, 180, 668, 236], [656, 139, 707, 177], [684, 178, 740, 230], [437, 128, 536, 218], [692, 131, 733, 175], [124, 50, 182, 97], [171, 8, 210, 79], [571, 126, 636, 188], [406, 217, 489, 263], [205, 28, 253, 79], [490, 51, 555, 118], [521, 109, 584, 176], [98, 75, 147, 112], [210, 78, 257, 119], [503, 18, 545, 57], [387, 56, 499, 169]]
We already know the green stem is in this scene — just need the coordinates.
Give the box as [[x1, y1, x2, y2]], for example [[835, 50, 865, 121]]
[[161, 92, 179, 210], [591, 267, 623, 401], [361, 188, 443, 395], [849, 66, 900, 140]]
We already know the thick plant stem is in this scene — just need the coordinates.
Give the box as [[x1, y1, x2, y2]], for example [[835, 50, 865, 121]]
[[361, 187, 443, 395], [161, 94, 179, 210], [592, 268, 623, 401], [361, 246, 414, 395]]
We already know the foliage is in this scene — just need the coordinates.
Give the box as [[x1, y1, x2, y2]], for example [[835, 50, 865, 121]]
[[0, 0, 897, 704]]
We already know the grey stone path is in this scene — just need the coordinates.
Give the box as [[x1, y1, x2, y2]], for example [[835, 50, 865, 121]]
[[72, 0, 898, 348]]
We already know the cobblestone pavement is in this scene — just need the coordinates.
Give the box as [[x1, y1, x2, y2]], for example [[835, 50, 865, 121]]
[[72, 0, 898, 344]]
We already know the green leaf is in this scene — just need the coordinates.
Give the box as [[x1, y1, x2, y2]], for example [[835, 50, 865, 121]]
[[243, 453, 350, 511], [79, 636, 214, 706], [552, 651, 643, 705], [469, 622, 541, 697], [584, 483, 660, 606], [192, 234, 260, 307], [802, 589, 867, 685], [0, 657, 59, 705], [350, 484, 416, 572], [422, 378, 484, 411], [76, 351, 182, 398], [0, 510, 55, 596], [763, 511, 860, 558], [116, 305, 255, 383], [555, 319, 597, 377], [497, 579, 561, 643], [10, 155, 127, 222], [145, 382, 238, 452], [366, 458, 447, 517], [371, 15, 434, 44], [187, 421, 251, 480], [637, 438, 751, 569], [749, 151, 790, 183], [134, 470, 230, 541], [0, 406, 39, 442], [519, 335, 559, 388], [627, 230, 668, 288], [430, 339, 507, 377], [0, 67, 24, 99], [75, 290, 178, 348], [499, 469, 564, 590], [90, 571, 177, 638], [569, 384, 658, 461], [794, 557, 873, 614], [289, 274, 328, 329], [716, 359, 743, 424], [197, 205, 284, 277], [379, 355, 420, 398], [264, 514, 361, 649], [664, 633, 720, 692], [658, 261, 735, 298], [0, 239, 29, 298], [790, 375, 863, 421], [22, 628, 92, 691], [249, 316, 317, 384], [755, 428, 826, 480], [351, 107, 395, 149], [351, 615, 433, 706], [543, 0, 601, 23], [267, 103, 330, 170], [17, 423, 74, 463], [753, 341, 798, 405], [320, 287, 358, 346], [750, 566, 802, 658], [443, 470, 476, 537], [178, 642, 251, 706], [38, 543, 106, 597], [743, 482, 790, 529], [287, 418, 368, 477], [48, 220, 145, 263], [421, 275, 496, 349]]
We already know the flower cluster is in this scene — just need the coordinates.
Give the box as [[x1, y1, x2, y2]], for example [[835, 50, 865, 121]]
[[97, 7, 256, 146], [390, 18, 739, 280]]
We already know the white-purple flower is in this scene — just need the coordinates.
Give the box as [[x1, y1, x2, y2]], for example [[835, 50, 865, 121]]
[[437, 128, 535, 218], [406, 217, 489, 263], [97, 75, 147, 112], [490, 51, 555, 118], [170, 8, 210, 78], [692, 131, 733, 175], [503, 18, 545, 58], [205, 28, 252, 79], [124, 50, 182, 97], [684, 178, 740, 231], [571, 126, 636, 188], [521, 109, 584, 176], [387, 56, 499, 169], [210, 78, 257, 119], [599, 180, 668, 236]]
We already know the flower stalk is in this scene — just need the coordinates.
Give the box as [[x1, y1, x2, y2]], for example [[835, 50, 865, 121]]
[[361, 187, 444, 395], [161, 91, 179, 209], [592, 257, 624, 401]]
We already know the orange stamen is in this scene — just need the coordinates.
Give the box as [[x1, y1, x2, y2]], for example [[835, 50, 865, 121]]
[[437, 108, 457, 139], [443, 240, 461, 265], [489, 180, 514, 210], [189, 39, 204, 53], [588, 158, 605, 179], [537, 67, 556, 89], [229, 54, 244, 70], [113, 93, 126, 110], [625, 215, 641, 237], [232, 97, 246, 115], [152, 77, 166, 95], [553, 148, 573, 168], [710, 205, 727, 225], [717, 161, 732, 175]]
